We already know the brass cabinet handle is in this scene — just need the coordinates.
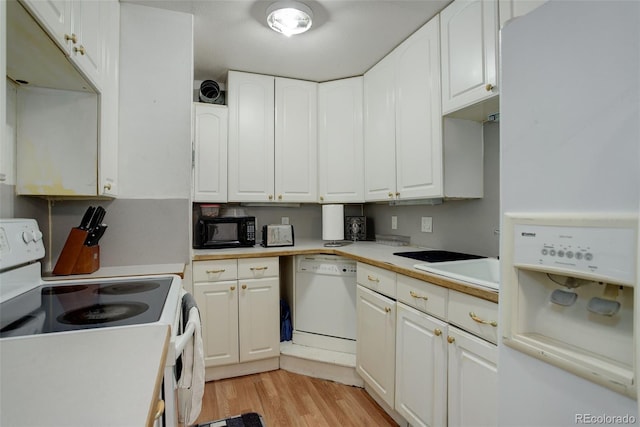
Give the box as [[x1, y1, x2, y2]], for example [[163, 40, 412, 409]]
[[485, 83, 494, 92], [434, 328, 442, 336], [320, 196, 324, 201], [268, 194, 273, 200], [447, 336, 455, 344], [230, 286, 236, 291], [242, 284, 247, 290], [278, 194, 283, 200], [395, 192, 400, 196], [409, 291, 428, 301], [367, 275, 380, 283], [206, 269, 226, 274], [384, 307, 391, 313], [469, 312, 498, 327], [250, 266, 268, 271], [154, 400, 165, 420], [64, 33, 77, 43], [103, 183, 112, 191], [74, 45, 86, 55], [388, 192, 394, 198]]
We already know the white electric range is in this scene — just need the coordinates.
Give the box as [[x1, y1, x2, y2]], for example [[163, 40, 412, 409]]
[[0, 218, 197, 426]]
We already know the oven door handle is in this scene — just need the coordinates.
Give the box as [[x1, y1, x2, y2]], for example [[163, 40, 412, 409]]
[[174, 313, 197, 358]]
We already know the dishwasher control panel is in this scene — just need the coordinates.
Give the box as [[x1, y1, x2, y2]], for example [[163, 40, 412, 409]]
[[297, 255, 357, 276]]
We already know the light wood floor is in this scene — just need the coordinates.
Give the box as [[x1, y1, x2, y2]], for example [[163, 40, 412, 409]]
[[194, 369, 398, 427]]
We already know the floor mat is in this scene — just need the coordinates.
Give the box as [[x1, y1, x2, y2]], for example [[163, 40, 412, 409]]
[[196, 412, 266, 427]]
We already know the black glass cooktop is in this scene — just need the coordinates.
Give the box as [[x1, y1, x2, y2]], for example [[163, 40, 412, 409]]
[[0, 277, 173, 338], [394, 250, 485, 263]]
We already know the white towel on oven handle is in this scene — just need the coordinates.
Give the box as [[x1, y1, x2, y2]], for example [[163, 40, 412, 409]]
[[177, 304, 205, 425]]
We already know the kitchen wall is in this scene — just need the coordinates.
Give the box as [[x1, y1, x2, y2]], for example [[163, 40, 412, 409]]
[[364, 122, 500, 257]]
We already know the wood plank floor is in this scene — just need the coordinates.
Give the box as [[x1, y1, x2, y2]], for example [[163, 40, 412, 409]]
[[194, 370, 398, 427]]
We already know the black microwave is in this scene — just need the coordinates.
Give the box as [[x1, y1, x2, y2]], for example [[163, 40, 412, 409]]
[[193, 216, 256, 249]]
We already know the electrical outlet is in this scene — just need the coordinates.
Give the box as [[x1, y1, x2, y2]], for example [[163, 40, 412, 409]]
[[281, 217, 290, 225], [391, 216, 398, 230], [421, 217, 433, 233]]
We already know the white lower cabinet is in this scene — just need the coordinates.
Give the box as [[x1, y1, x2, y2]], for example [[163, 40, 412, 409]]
[[447, 326, 498, 427], [356, 267, 498, 426], [395, 303, 447, 427], [356, 284, 396, 408], [193, 257, 280, 368]]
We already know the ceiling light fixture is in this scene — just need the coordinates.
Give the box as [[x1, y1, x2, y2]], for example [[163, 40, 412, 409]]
[[266, 1, 313, 37]]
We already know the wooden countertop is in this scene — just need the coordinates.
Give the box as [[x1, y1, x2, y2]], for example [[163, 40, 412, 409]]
[[0, 324, 170, 427], [43, 263, 187, 280], [193, 240, 499, 303]]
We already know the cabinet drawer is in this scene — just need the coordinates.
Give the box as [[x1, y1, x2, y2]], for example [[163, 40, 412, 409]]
[[193, 260, 238, 282], [397, 275, 448, 320], [357, 263, 396, 298], [238, 257, 279, 279], [448, 290, 499, 344]]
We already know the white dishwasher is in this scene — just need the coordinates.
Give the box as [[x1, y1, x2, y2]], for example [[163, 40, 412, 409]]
[[294, 255, 357, 352]]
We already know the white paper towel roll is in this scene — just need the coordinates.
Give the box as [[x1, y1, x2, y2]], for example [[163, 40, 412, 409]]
[[322, 204, 344, 241]]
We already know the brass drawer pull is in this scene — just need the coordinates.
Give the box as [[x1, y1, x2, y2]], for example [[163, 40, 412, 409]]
[[206, 269, 226, 274], [469, 312, 498, 327], [74, 45, 86, 55], [367, 275, 380, 283], [242, 284, 247, 290], [434, 328, 442, 336], [447, 336, 455, 344], [250, 266, 268, 271], [384, 307, 391, 313], [409, 291, 428, 301], [230, 286, 236, 291]]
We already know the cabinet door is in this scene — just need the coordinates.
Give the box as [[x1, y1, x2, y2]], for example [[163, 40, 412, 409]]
[[363, 52, 397, 202], [275, 78, 317, 202], [396, 303, 447, 427], [21, 0, 72, 54], [447, 326, 498, 427], [70, 0, 102, 90], [98, 0, 119, 197], [440, 0, 498, 114], [356, 285, 396, 407], [238, 277, 280, 363], [228, 71, 275, 202], [395, 17, 443, 199], [318, 77, 364, 203], [194, 280, 240, 367], [193, 103, 228, 202]]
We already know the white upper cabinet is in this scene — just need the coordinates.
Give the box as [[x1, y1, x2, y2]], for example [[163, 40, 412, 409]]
[[364, 16, 443, 202], [318, 77, 364, 203], [440, 0, 498, 115], [275, 77, 318, 203], [363, 51, 397, 202], [498, 0, 547, 27], [10, 0, 118, 197], [22, 0, 104, 90], [228, 72, 318, 203], [227, 71, 275, 202], [193, 103, 228, 202]]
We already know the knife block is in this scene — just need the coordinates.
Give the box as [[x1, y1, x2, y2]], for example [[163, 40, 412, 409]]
[[53, 228, 100, 275]]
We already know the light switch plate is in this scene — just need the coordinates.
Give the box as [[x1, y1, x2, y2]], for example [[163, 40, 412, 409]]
[[421, 217, 433, 233], [391, 216, 398, 230]]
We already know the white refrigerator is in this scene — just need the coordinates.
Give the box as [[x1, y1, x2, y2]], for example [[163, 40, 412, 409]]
[[499, 1, 639, 425]]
